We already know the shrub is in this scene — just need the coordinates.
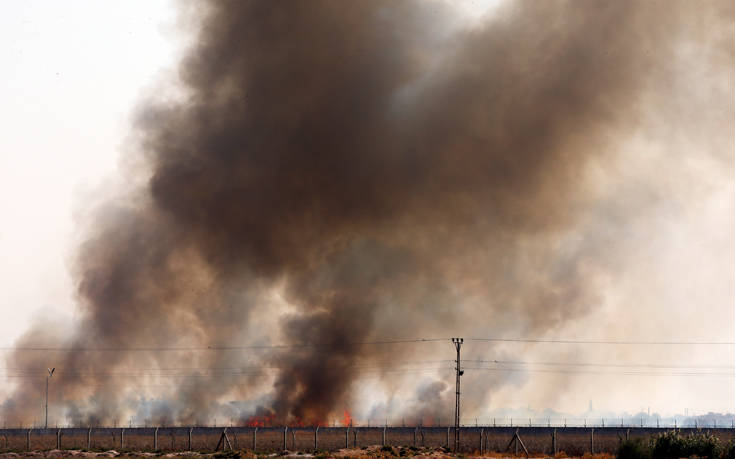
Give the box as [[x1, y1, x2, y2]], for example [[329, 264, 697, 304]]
[[617, 438, 651, 459], [689, 432, 723, 459], [652, 431, 687, 459], [725, 440, 735, 459], [650, 430, 722, 459]]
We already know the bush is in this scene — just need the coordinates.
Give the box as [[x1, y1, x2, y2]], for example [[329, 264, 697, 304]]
[[650, 430, 722, 459], [689, 432, 723, 459], [617, 438, 651, 459], [652, 431, 687, 459], [725, 440, 735, 459]]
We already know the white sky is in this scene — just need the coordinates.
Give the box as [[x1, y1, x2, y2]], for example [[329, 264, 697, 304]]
[[0, 0, 183, 344]]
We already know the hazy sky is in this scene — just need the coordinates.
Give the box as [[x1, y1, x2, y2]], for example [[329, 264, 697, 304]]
[[0, 0, 183, 342], [3, 0, 735, 422]]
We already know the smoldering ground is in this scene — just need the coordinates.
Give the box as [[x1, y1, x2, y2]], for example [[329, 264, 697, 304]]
[[4, 0, 735, 426]]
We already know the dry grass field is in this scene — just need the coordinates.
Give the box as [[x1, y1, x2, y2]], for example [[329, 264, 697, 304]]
[[0, 445, 616, 458], [0, 426, 731, 456]]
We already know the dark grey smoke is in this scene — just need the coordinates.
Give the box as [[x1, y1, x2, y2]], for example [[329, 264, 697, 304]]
[[2, 0, 719, 426]]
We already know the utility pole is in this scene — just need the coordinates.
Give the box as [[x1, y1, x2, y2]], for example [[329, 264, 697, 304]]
[[452, 338, 463, 452], [45, 368, 55, 429]]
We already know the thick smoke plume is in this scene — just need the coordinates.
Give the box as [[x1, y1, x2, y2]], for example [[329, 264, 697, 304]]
[[3, 0, 730, 426]]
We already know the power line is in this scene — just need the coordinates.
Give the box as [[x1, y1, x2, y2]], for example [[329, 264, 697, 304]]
[[469, 337, 735, 345], [0, 362, 456, 378], [8, 335, 735, 351], [0, 359, 452, 373], [464, 359, 735, 369], [464, 367, 735, 377], [0, 338, 449, 352], [9, 335, 735, 352], [6, 358, 735, 376]]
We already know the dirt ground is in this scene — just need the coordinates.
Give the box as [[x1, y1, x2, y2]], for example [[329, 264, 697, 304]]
[[0, 445, 615, 459]]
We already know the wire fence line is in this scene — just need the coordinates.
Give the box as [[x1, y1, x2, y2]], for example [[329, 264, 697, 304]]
[[6, 418, 734, 430]]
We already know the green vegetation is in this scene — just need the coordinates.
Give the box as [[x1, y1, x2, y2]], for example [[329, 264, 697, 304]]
[[617, 430, 729, 459], [617, 438, 651, 459]]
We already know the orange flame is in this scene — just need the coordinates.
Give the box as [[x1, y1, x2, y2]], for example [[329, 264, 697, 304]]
[[342, 409, 353, 427], [245, 413, 275, 427]]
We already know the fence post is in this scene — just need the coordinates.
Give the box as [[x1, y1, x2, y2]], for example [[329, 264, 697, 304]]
[[346, 427, 349, 449], [446, 427, 450, 448], [154, 427, 158, 451], [353, 428, 358, 448], [283, 427, 288, 451], [552, 428, 557, 455], [626, 428, 630, 441], [120, 428, 124, 450], [382, 425, 386, 446], [314, 426, 319, 451], [189, 427, 193, 451], [590, 428, 594, 454], [87, 427, 91, 450], [26, 428, 31, 451], [480, 428, 484, 453], [421, 428, 425, 447], [413, 427, 417, 447]]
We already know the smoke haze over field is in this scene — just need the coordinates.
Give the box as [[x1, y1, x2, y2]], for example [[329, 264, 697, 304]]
[[5, 0, 735, 426]]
